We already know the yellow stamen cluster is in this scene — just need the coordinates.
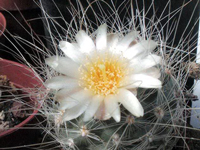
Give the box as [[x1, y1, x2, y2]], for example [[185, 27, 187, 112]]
[[79, 52, 129, 96]]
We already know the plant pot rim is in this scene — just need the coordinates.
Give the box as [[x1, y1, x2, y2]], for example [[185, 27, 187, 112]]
[[0, 58, 45, 137], [0, 13, 6, 36]]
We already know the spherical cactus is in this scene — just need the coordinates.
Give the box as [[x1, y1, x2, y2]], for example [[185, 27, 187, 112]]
[[37, 0, 199, 149]]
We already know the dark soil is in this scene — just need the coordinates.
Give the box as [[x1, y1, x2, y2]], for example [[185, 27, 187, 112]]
[[0, 75, 33, 133]]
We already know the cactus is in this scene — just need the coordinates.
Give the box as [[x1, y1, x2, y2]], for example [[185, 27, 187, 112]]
[[36, 0, 199, 149], [1, 0, 199, 149], [43, 76, 186, 150]]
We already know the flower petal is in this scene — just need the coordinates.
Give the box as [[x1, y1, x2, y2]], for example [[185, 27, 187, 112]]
[[122, 74, 162, 89], [62, 100, 90, 121], [129, 88, 137, 96], [105, 95, 121, 122], [76, 30, 95, 53], [107, 33, 118, 49], [95, 101, 111, 120], [45, 56, 80, 78], [118, 89, 144, 117], [59, 41, 83, 63], [56, 88, 80, 101], [139, 67, 161, 79], [123, 40, 157, 59], [96, 24, 107, 50], [45, 76, 79, 90], [57, 89, 92, 110], [130, 54, 161, 73], [116, 31, 139, 52], [83, 95, 104, 122]]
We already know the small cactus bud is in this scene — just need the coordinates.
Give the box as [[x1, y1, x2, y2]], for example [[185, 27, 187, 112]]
[[154, 107, 164, 119], [54, 110, 65, 126], [66, 138, 74, 147], [80, 125, 89, 137], [126, 115, 135, 125], [188, 62, 200, 79], [112, 134, 120, 145], [165, 68, 171, 75], [147, 133, 153, 143]]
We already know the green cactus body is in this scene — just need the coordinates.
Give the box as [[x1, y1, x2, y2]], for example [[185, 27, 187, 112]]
[[44, 72, 185, 150]]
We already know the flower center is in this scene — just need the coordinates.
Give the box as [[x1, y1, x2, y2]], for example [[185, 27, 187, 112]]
[[79, 52, 129, 96]]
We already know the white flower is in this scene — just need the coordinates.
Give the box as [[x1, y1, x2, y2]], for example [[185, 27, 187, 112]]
[[45, 24, 162, 122]]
